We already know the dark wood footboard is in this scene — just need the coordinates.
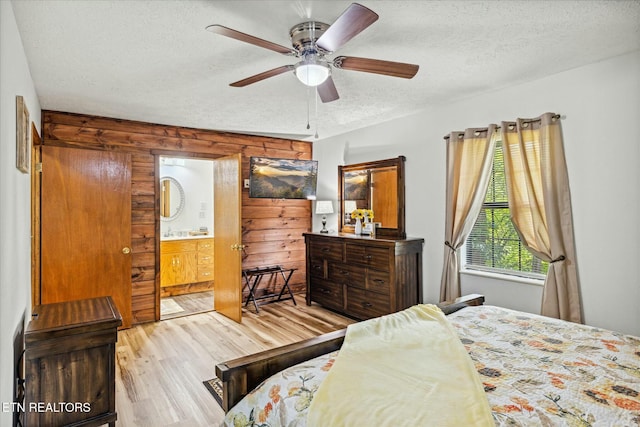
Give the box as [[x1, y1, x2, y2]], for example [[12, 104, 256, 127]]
[[215, 329, 346, 411], [215, 294, 484, 412]]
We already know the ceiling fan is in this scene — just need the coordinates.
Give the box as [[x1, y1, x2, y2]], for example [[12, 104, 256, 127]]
[[205, 3, 419, 103]]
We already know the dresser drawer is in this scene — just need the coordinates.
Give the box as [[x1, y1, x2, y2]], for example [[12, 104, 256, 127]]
[[310, 278, 343, 312], [367, 269, 391, 294], [345, 243, 391, 270], [309, 239, 343, 262], [309, 257, 325, 279], [328, 263, 365, 288], [345, 286, 390, 320]]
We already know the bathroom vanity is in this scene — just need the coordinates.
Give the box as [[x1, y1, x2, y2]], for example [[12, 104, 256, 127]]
[[160, 236, 214, 293]]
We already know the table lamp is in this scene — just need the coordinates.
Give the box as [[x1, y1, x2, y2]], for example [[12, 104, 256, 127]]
[[315, 200, 334, 233]]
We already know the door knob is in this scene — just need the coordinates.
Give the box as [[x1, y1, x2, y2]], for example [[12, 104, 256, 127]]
[[122, 247, 131, 254]]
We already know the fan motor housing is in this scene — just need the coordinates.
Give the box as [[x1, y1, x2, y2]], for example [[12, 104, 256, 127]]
[[290, 21, 330, 54]]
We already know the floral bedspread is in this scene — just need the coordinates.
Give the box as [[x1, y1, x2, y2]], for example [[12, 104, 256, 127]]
[[222, 351, 337, 427], [223, 305, 640, 426], [452, 305, 640, 426]]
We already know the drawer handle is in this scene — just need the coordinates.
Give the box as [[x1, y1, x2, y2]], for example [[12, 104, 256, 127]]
[[321, 247, 330, 252], [340, 270, 350, 275], [201, 272, 212, 276], [373, 279, 385, 284], [321, 288, 332, 294], [365, 255, 373, 260], [362, 302, 372, 308], [313, 265, 322, 270]]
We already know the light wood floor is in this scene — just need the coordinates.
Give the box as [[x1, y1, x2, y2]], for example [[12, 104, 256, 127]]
[[115, 295, 354, 426]]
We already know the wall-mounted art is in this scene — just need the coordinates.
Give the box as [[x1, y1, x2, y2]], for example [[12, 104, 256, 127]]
[[249, 157, 318, 199], [16, 96, 30, 173]]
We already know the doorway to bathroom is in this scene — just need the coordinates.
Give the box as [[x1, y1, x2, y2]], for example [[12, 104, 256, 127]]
[[159, 156, 215, 319]]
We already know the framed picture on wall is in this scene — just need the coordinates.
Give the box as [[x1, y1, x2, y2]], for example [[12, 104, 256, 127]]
[[16, 95, 30, 174], [249, 157, 318, 199]]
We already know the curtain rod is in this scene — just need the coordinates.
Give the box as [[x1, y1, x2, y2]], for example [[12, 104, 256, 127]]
[[443, 114, 563, 140]]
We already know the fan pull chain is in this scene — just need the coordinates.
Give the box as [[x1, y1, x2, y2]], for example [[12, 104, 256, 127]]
[[306, 84, 311, 130], [314, 87, 319, 139], [312, 21, 318, 139]]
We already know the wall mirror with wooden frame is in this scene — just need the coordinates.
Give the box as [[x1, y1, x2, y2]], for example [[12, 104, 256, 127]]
[[339, 156, 406, 239]]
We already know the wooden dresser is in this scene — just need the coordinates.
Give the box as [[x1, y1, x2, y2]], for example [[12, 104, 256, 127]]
[[24, 296, 122, 426], [304, 233, 424, 320]]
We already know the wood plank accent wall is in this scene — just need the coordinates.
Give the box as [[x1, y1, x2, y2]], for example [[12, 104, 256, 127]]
[[42, 111, 313, 325]]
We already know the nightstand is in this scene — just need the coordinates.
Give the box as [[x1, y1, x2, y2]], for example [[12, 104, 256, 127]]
[[24, 296, 122, 426]]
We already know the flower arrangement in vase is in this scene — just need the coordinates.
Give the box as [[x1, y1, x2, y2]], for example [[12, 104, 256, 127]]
[[350, 209, 374, 235]]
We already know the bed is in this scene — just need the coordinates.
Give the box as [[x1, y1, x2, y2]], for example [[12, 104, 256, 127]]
[[216, 295, 640, 426]]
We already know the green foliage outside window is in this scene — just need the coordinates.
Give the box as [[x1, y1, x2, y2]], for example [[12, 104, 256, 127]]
[[466, 141, 548, 277]]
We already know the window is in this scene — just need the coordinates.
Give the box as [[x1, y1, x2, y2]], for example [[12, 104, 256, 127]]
[[465, 140, 548, 278]]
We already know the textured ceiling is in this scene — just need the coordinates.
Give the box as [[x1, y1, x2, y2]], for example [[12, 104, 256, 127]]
[[11, 1, 640, 141]]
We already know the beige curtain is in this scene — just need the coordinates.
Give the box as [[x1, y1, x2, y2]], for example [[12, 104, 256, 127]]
[[440, 126, 497, 302], [501, 113, 582, 323]]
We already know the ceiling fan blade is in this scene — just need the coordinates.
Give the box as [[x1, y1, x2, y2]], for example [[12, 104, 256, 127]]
[[333, 56, 419, 79], [317, 76, 339, 103], [206, 24, 296, 56], [230, 65, 294, 87], [316, 3, 379, 53]]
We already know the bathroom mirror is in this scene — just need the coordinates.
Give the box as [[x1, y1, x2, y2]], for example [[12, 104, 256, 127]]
[[339, 156, 406, 238], [160, 176, 185, 221]]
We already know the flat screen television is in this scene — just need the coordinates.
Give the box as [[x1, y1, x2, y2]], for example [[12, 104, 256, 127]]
[[249, 157, 318, 199]]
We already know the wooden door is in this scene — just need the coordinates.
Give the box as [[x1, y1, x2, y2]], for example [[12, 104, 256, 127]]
[[213, 154, 243, 322], [41, 146, 132, 328]]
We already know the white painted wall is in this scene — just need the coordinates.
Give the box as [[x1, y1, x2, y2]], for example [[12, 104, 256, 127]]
[[0, 2, 42, 424], [313, 50, 640, 337], [159, 157, 214, 237], [311, 139, 346, 234]]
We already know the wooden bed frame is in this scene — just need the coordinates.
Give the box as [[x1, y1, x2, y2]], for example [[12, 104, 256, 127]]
[[215, 294, 485, 411]]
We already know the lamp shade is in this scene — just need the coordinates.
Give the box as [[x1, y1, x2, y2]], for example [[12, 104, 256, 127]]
[[295, 60, 330, 87], [344, 200, 357, 215], [315, 200, 334, 215]]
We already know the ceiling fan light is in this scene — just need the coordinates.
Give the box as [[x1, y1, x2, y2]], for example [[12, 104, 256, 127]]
[[295, 62, 330, 87]]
